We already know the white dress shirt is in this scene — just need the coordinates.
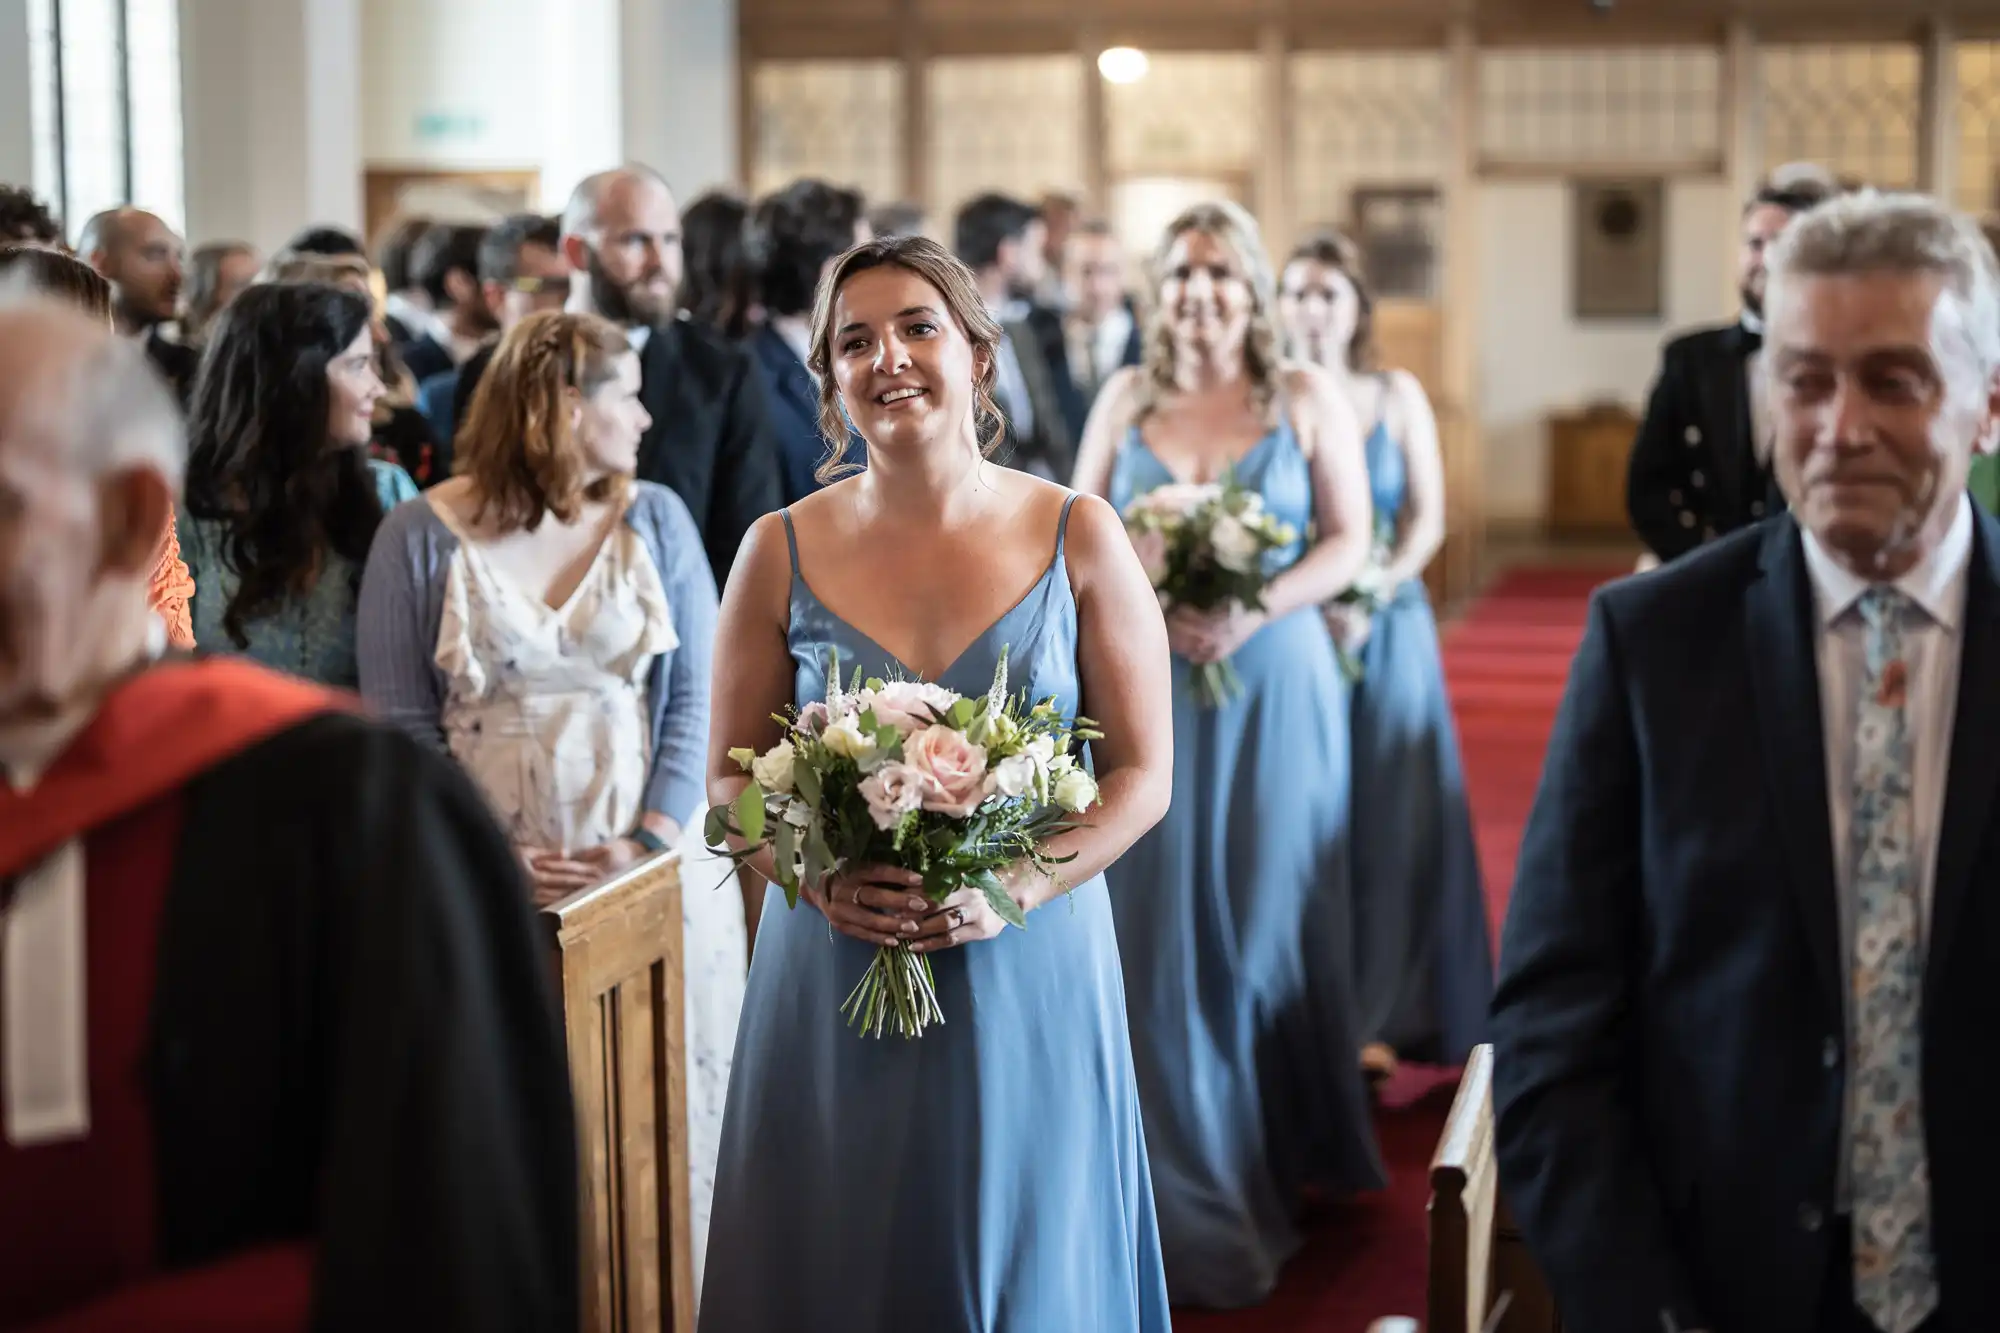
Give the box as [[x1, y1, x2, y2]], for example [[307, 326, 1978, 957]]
[[1800, 493, 1973, 1207], [1067, 305, 1134, 397]]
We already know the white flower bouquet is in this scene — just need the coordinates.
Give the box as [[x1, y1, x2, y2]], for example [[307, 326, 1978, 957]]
[[1327, 513, 1398, 683], [704, 649, 1102, 1039], [1122, 474, 1298, 707]]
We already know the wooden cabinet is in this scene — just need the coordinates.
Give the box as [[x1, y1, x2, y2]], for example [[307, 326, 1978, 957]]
[[1546, 405, 1638, 537]]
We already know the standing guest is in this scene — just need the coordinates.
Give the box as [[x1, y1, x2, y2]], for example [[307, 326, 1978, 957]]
[[953, 193, 1074, 481], [376, 214, 434, 345], [179, 282, 418, 686], [562, 166, 781, 585], [680, 191, 759, 341], [358, 310, 738, 1291], [0, 245, 194, 649], [1493, 192, 2000, 1333], [179, 240, 259, 349], [867, 200, 927, 241], [1036, 191, 1083, 310], [78, 207, 195, 405], [1278, 231, 1491, 1080], [415, 213, 572, 448], [0, 184, 64, 249], [1054, 218, 1143, 440], [1071, 200, 1384, 1308], [700, 235, 1174, 1332], [0, 296, 576, 1333], [1628, 166, 1838, 562], [401, 222, 495, 384], [260, 249, 444, 484], [747, 178, 870, 502]]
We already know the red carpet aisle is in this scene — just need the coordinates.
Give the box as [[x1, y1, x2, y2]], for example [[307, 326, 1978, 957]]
[[1177, 563, 1626, 1333]]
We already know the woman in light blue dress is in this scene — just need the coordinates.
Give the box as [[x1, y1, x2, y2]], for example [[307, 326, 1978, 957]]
[[180, 280, 418, 687], [1072, 201, 1386, 1310], [1278, 233, 1493, 1074], [700, 235, 1175, 1331]]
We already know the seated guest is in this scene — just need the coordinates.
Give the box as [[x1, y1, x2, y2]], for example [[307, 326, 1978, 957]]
[[179, 240, 259, 350], [0, 295, 576, 1332], [261, 249, 444, 483], [416, 212, 571, 449], [402, 222, 495, 383], [179, 281, 419, 687], [0, 184, 64, 249], [358, 309, 715, 900], [2, 244, 194, 649], [1493, 192, 2000, 1333], [747, 179, 869, 502]]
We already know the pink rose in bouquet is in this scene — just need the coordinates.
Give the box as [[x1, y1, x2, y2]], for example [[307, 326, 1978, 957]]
[[904, 724, 989, 817]]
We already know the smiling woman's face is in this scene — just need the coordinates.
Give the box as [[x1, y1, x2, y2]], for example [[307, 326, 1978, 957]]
[[829, 263, 985, 457]]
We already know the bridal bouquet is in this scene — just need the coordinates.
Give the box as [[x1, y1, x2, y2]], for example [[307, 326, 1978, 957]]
[[1123, 475, 1298, 707], [704, 649, 1102, 1039]]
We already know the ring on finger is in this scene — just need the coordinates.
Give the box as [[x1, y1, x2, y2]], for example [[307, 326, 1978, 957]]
[[949, 906, 965, 930]]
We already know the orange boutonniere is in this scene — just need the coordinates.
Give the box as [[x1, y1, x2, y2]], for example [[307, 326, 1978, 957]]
[[1877, 658, 1909, 709]]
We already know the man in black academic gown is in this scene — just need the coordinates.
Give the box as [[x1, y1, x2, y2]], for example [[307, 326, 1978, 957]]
[[1626, 169, 1838, 563], [0, 300, 576, 1330], [562, 165, 781, 586]]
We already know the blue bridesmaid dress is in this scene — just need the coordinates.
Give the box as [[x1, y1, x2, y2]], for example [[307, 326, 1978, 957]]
[[1106, 423, 1385, 1310], [698, 498, 1172, 1333], [1347, 415, 1494, 1064]]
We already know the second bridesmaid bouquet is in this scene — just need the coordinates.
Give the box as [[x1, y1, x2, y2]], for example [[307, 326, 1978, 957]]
[[705, 650, 1102, 1039], [1122, 475, 1298, 707]]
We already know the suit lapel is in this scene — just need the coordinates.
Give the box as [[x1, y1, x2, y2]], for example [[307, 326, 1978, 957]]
[[635, 323, 681, 485], [1746, 518, 1845, 1017], [1925, 507, 2000, 1003]]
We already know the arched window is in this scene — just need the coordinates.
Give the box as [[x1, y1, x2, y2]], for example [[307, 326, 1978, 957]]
[[26, 0, 184, 239]]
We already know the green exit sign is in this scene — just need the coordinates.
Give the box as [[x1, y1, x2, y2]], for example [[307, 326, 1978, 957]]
[[414, 111, 486, 142]]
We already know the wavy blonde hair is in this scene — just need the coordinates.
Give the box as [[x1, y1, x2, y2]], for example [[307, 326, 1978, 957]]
[[806, 234, 1004, 484], [1137, 199, 1285, 423], [454, 310, 632, 532]]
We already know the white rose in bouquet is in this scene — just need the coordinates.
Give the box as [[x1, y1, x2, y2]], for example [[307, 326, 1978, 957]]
[[985, 754, 1039, 800], [822, 714, 882, 767], [750, 739, 796, 794], [863, 680, 958, 734], [1053, 767, 1100, 813], [1210, 514, 1264, 573]]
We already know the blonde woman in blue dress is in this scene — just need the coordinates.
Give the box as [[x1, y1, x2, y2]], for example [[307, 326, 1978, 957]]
[[1071, 199, 1385, 1308]]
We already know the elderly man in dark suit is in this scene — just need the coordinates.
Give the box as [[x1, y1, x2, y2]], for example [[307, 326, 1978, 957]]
[[1626, 169, 1838, 562], [1494, 191, 2000, 1333], [561, 164, 781, 585]]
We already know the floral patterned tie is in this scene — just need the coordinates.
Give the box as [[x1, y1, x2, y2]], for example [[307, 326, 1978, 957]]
[[1849, 587, 1938, 1333]]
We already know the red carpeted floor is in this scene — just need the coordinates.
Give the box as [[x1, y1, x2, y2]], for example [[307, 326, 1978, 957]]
[[1177, 563, 1624, 1333]]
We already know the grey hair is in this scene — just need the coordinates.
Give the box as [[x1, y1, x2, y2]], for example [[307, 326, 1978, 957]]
[[561, 164, 674, 239], [0, 288, 185, 484], [1765, 190, 2000, 375]]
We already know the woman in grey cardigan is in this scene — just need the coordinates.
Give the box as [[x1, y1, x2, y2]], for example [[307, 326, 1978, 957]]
[[356, 309, 742, 1299]]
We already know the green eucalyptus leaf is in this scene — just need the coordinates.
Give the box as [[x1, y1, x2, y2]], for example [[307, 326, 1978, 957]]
[[702, 804, 730, 848], [793, 762, 822, 808], [735, 785, 766, 844], [973, 869, 1027, 930], [773, 818, 797, 889]]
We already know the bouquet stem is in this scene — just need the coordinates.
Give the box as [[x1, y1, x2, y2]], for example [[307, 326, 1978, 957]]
[[1192, 659, 1244, 709], [840, 942, 945, 1038]]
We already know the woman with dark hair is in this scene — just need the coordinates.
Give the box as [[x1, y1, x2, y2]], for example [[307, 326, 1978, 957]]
[[1278, 232, 1492, 1082], [748, 178, 870, 501], [1070, 201, 1384, 1308], [179, 281, 419, 685], [678, 191, 758, 340], [1, 244, 196, 650], [700, 235, 1174, 1331], [260, 249, 445, 484]]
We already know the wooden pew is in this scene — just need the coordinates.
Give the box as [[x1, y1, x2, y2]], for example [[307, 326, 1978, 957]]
[[1427, 1044, 1562, 1333], [543, 852, 695, 1333]]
